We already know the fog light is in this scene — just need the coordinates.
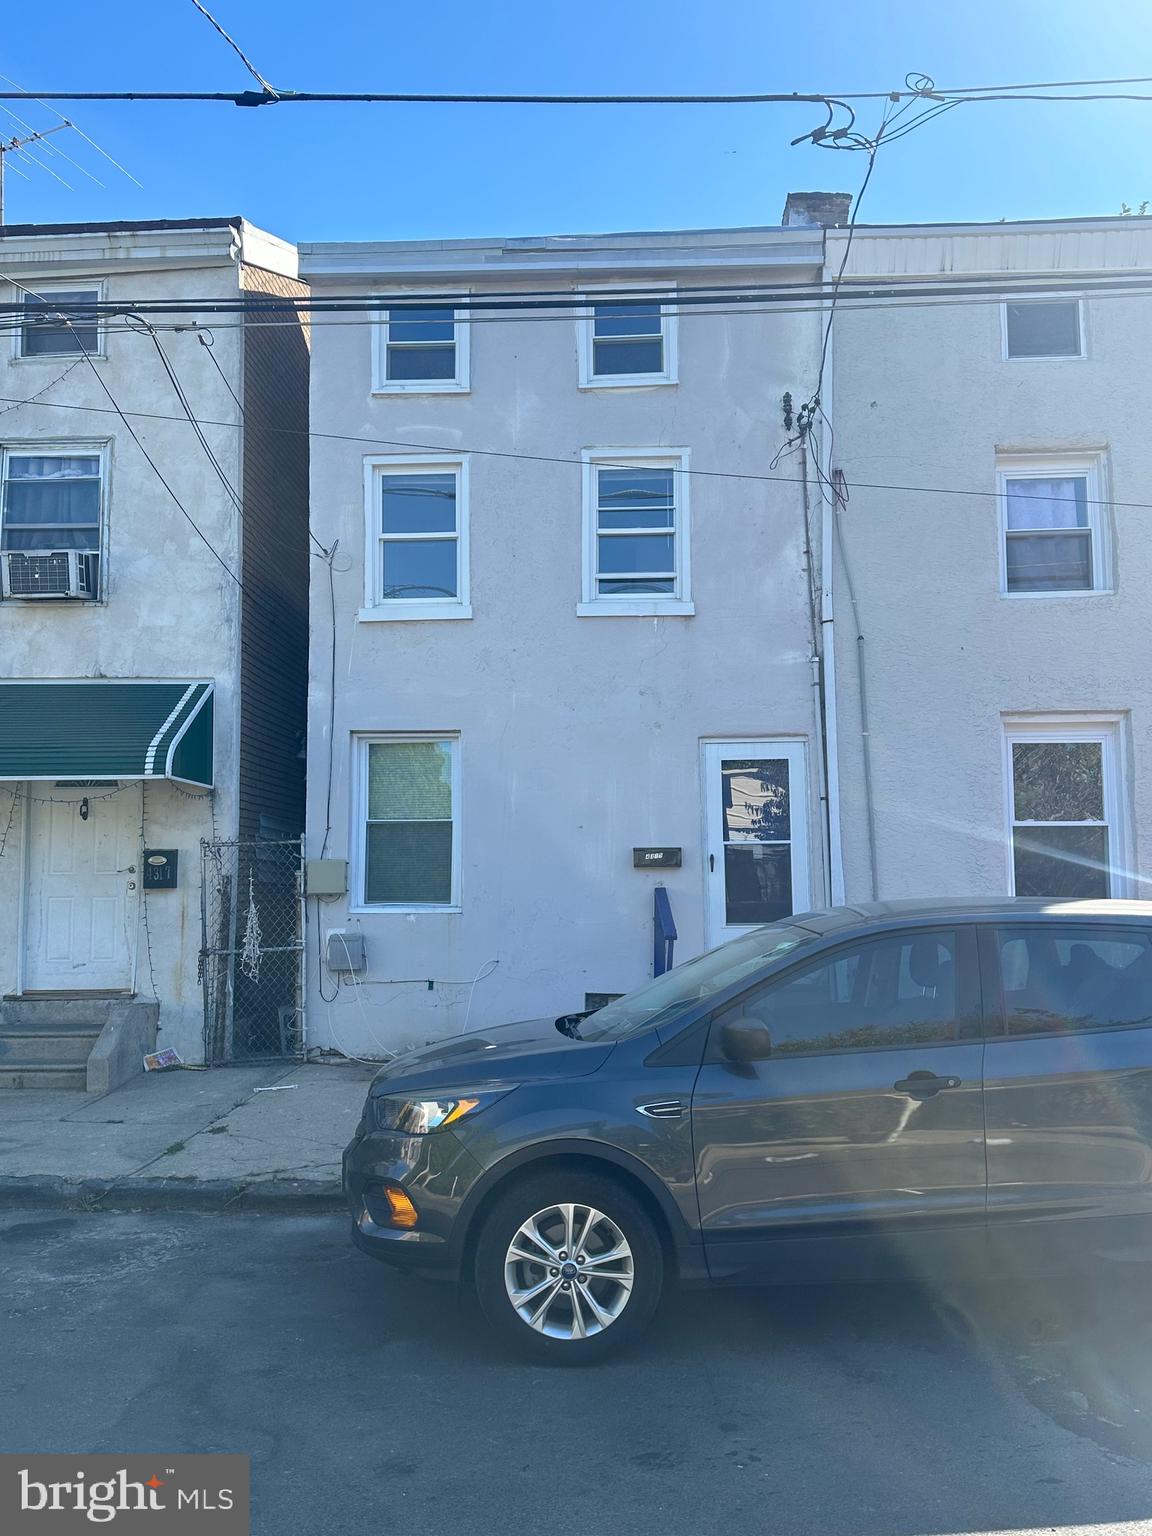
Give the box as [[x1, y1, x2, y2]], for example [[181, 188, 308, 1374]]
[[384, 1188, 418, 1229]]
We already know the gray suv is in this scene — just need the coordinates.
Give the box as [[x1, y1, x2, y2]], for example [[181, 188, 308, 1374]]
[[343, 898, 1152, 1362]]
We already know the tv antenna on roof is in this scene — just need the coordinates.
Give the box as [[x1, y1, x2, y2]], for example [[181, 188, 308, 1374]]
[[0, 122, 81, 225]]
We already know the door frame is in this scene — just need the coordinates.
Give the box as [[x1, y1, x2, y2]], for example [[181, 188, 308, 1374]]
[[701, 738, 811, 948], [19, 779, 141, 995]]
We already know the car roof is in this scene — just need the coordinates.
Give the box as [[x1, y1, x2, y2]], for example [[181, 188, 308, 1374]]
[[790, 898, 1152, 936]]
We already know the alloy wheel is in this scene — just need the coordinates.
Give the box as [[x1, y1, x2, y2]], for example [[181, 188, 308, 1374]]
[[503, 1202, 635, 1340]]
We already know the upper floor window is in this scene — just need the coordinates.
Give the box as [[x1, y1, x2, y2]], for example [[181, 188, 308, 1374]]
[[1003, 299, 1083, 360], [579, 451, 693, 617], [578, 295, 677, 387], [997, 456, 1108, 595], [0, 449, 102, 600], [18, 287, 101, 357], [361, 455, 470, 622], [373, 304, 469, 393]]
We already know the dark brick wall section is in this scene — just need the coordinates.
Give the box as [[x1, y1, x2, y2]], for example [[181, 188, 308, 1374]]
[[237, 265, 310, 840]]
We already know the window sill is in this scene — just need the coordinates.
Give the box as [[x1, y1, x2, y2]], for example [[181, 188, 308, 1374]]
[[1000, 588, 1114, 600], [13, 351, 107, 363], [1003, 353, 1087, 363], [348, 904, 462, 916], [578, 376, 677, 390], [358, 603, 472, 623], [577, 598, 694, 618], [371, 382, 470, 396]]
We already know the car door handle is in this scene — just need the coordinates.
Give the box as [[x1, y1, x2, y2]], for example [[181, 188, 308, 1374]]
[[893, 1072, 961, 1098]]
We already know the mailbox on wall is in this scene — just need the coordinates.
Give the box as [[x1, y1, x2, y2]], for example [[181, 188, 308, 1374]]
[[633, 847, 682, 869], [143, 849, 179, 890]]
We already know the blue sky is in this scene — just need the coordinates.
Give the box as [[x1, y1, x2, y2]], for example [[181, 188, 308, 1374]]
[[3, 0, 1150, 240]]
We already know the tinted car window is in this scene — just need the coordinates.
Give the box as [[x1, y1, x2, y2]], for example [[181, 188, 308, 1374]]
[[573, 921, 819, 1042], [733, 930, 961, 1055], [996, 925, 1152, 1036]]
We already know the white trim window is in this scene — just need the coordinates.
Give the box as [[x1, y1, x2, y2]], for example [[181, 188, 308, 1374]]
[[0, 446, 105, 600], [354, 735, 460, 910], [997, 455, 1108, 596], [17, 284, 102, 358], [1004, 717, 1127, 899], [578, 293, 677, 387], [361, 455, 470, 621], [372, 302, 469, 393], [579, 450, 693, 617], [1002, 298, 1084, 361]]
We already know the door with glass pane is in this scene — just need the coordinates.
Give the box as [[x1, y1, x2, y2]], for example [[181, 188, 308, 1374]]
[[703, 741, 810, 947]]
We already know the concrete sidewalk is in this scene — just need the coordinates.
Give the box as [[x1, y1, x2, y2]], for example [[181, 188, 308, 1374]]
[[0, 1060, 377, 1212]]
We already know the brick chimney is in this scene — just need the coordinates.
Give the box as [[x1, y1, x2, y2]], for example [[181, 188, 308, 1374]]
[[781, 192, 853, 228]]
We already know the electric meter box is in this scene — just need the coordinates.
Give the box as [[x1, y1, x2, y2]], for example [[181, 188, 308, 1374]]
[[307, 858, 348, 897]]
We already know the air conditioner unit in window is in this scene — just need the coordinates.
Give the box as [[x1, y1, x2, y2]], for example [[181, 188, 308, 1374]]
[[1, 550, 99, 601]]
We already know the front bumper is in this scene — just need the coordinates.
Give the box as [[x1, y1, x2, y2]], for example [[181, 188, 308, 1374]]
[[342, 1122, 486, 1277]]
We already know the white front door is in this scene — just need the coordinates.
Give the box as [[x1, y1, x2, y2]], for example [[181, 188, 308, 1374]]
[[24, 783, 141, 992], [703, 741, 810, 947]]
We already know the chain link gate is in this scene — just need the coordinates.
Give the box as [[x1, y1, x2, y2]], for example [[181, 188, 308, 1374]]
[[199, 838, 306, 1063]]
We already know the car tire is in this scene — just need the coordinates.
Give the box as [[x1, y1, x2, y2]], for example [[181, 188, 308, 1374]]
[[474, 1170, 664, 1364]]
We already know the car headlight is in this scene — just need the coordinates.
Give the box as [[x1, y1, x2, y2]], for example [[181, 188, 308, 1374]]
[[371, 1089, 510, 1134]]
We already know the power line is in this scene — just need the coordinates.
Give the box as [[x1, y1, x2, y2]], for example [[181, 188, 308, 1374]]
[[1, 73, 1152, 106], [5, 276, 1152, 347], [8, 269, 1152, 322], [3, 384, 1152, 516], [137, 317, 245, 515], [187, 0, 279, 99]]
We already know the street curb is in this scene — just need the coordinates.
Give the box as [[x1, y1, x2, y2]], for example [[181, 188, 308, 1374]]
[[0, 1174, 346, 1215]]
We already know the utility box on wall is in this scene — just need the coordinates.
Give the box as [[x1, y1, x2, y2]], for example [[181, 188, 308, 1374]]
[[633, 847, 682, 869], [326, 930, 365, 972], [307, 858, 348, 897]]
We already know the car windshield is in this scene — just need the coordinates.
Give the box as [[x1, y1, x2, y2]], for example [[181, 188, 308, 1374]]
[[569, 922, 819, 1042]]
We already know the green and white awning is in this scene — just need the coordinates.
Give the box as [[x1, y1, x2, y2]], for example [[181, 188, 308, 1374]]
[[0, 681, 214, 787]]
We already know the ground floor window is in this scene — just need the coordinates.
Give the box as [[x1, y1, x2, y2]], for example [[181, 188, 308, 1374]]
[[1004, 717, 1125, 898], [354, 735, 459, 909]]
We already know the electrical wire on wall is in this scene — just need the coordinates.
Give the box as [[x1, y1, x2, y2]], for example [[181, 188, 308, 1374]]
[[137, 780, 160, 1003]]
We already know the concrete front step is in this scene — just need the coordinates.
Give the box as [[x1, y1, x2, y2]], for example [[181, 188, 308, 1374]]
[[1, 998, 138, 1031], [0, 1062, 89, 1090], [0, 1030, 100, 1065], [0, 998, 159, 1092]]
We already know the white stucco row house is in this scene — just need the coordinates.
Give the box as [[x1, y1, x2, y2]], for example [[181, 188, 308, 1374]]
[[0, 218, 310, 1086], [4, 201, 1149, 1079], [299, 203, 1152, 1058], [827, 216, 1152, 908]]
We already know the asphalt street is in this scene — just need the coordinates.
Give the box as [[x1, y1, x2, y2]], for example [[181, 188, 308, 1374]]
[[3, 1207, 1152, 1536]]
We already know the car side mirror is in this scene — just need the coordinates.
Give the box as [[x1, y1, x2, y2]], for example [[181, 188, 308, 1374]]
[[720, 1016, 773, 1062]]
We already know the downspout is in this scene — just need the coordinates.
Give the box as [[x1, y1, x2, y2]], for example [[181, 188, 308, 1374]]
[[819, 467, 846, 905], [832, 470, 880, 901], [800, 440, 833, 908], [815, 281, 846, 906]]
